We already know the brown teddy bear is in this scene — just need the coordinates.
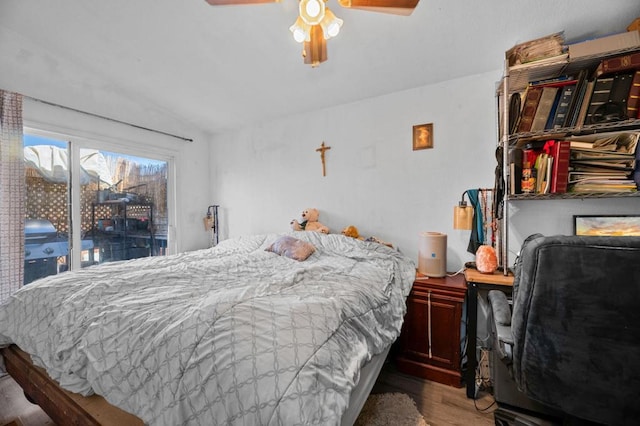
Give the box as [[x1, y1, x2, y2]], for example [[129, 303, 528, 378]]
[[341, 225, 364, 240], [290, 208, 329, 234]]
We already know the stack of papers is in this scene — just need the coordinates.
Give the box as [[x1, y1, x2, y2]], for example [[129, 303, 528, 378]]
[[568, 132, 639, 192], [506, 32, 566, 66]]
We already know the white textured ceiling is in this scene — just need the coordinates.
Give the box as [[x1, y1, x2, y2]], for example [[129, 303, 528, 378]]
[[1, 0, 639, 135]]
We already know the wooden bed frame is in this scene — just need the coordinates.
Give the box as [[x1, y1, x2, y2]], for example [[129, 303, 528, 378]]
[[2, 343, 388, 425], [1, 345, 143, 425]]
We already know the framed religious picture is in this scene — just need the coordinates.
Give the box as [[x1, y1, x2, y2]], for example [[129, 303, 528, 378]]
[[573, 215, 640, 236], [413, 123, 433, 150]]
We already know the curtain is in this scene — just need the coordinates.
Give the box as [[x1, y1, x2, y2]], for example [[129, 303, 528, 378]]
[[0, 91, 24, 304]]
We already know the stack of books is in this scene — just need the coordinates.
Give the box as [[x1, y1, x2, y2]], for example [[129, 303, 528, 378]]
[[511, 139, 572, 195], [568, 132, 639, 192], [508, 28, 640, 134]]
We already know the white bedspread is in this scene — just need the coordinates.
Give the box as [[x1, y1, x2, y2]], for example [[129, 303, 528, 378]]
[[0, 232, 415, 425]]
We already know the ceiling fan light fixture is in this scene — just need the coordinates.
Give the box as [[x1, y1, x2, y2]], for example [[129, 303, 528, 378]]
[[337, 0, 419, 16], [299, 0, 326, 25], [320, 7, 343, 39], [303, 24, 327, 67], [289, 16, 311, 42], [204, 0, 419, 66]]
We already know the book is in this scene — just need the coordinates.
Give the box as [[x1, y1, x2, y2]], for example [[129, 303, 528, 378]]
[[544, 89, 563, 129], [569, 30, 640, 62], [517, 86, 543, 132], [563, 69, 590, 127], [571, 160, 635, 171], [576, 80, 596, 126], [550, 83, 576, 129], [569, 171, 631, 184], [508, 92, 522, 134], [571, 180, 637, 192], [534, 152, 549, 193], [509, 148, 523, 194], [531, 87, 559, 131], [570, 131, 640, 154], [529, 75, 572, 86], [570, 140, 596, 149], [544, 155, 554, 193], [550, 140, 571, 193], [608, 72, 635, 117], [628, 71, 640, 120], [595, 50, 640, 77], [571, 149, 635, 160], [585, 76, 615, 125]]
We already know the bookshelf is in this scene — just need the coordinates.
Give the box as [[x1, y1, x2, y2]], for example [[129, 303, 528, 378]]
[[497, 32, 640, 272]]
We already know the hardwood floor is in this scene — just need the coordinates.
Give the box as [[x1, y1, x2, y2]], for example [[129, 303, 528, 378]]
[[0, 363, 495, 426], [371, 362, 495, 426]]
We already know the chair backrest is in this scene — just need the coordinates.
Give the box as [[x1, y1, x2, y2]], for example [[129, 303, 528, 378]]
[[511, 234, 640, 425]]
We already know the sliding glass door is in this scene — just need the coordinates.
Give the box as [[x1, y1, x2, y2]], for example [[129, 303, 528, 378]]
[[23, 135, 70, 284], [24, 132, 170, 283]]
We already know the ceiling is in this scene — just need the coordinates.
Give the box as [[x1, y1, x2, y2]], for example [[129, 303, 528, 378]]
[[1, 0, 639, 136]]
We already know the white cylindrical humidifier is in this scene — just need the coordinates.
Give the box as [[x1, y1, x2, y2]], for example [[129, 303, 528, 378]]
[[418, 232, 447, 277]]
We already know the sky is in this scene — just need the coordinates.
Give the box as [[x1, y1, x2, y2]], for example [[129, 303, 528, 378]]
[[23, 134, 165, 167]]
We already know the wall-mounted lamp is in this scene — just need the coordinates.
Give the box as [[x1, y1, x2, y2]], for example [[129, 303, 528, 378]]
[[453, 191, 474, 230], [204, 205, 220, 246]]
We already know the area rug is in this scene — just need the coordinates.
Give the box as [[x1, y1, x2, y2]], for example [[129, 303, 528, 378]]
[[354, 392, 429, 426]]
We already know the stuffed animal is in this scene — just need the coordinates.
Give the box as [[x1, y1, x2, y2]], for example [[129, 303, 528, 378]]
[[365, 236, 393, 248], [341, 225, 364, 240], [290, 208, 329, 234], [341, 225, 393, 248]]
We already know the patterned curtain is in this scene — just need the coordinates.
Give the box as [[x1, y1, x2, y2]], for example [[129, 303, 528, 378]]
[[0, 91, 24, 304]]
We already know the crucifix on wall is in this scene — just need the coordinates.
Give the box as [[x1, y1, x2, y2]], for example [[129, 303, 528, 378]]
[[315, 142, 331, 177]]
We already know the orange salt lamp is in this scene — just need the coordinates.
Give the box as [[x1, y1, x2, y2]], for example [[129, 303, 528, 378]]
[[476, 245, 498, 274]]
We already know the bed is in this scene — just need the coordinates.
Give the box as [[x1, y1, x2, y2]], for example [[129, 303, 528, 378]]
[[0, 231, 416, 425]]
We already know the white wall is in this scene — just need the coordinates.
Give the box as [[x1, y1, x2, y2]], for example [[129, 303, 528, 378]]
[[1, 20, 214, 253], [211, 71, 640, 272], [6, 30, 639, 269], [210, 70, 503, 272], [508, 197, 640, 260]]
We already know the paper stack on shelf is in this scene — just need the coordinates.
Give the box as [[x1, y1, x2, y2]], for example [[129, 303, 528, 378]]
[[506, 32, 566, 67], [568, 132, 639, 192]]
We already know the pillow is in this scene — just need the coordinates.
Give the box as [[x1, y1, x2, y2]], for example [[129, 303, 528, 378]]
[[265, 236, 316, 261]]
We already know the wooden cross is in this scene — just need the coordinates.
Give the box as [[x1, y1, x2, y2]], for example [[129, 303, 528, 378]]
[[315, 142, 331, 177]]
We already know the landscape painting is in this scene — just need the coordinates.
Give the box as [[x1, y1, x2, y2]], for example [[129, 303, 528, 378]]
[[574, 215, 640, 236]]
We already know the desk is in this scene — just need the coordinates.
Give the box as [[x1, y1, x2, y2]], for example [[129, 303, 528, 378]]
[[464, 268, 514, 398]]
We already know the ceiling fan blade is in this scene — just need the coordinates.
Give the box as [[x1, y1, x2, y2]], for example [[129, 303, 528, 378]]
[[205, 0, 278, 5], [337, 0, 419, 16]]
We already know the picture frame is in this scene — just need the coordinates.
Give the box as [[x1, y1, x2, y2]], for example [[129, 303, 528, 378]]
[[573, 215, 640, 236], [413, 123, 433, 150]]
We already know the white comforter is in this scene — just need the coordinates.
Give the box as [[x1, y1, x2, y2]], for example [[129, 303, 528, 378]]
[[0, 232, 415, 425]]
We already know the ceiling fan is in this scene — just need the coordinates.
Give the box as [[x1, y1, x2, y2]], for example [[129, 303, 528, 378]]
[[205, 0, 420, 67]]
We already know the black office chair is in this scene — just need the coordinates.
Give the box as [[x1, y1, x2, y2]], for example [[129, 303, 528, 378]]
[[488, 234, 640, 426]]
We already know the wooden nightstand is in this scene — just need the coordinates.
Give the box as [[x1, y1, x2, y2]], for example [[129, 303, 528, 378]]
[[395, 273, 467, 387]]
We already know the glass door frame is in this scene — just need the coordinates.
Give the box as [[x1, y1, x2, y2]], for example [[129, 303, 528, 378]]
[[25, 126, 177, 271]]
